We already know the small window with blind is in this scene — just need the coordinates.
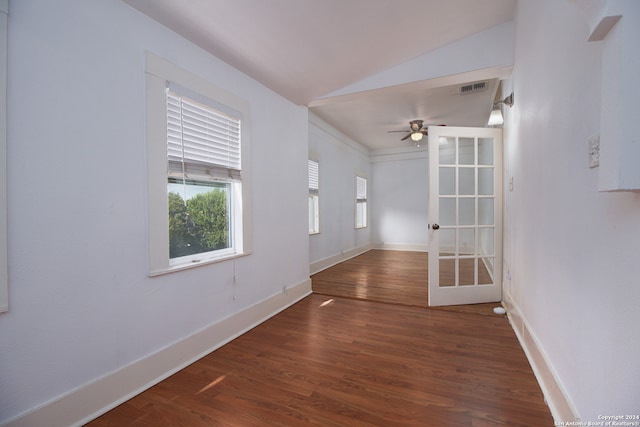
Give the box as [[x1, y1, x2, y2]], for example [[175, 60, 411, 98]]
[[308, 159, 319, 234], [166, 90, 239, 261], [145, 53, 252, 276], [355, 176, 367, 229]]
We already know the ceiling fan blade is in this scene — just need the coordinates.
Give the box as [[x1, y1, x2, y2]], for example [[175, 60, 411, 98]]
[[401, 133, 411, 141], [387, 130, 408, 133]]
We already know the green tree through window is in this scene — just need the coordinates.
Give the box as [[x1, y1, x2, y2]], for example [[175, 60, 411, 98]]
[[168, 188, 230, 259]]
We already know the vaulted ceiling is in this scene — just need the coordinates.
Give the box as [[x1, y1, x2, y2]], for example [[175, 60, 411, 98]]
[[123, 0, 516, 150]]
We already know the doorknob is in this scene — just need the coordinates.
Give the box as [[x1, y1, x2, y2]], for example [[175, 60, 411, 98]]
[[432, 224, 440, 230]]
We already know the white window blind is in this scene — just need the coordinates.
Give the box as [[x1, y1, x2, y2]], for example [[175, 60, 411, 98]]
[[356, 176, 367, 201], [167, 89, 241, 181], [308, 159, 320, 234], [356, 176, 367, 228], [308, 159, 319, 194]]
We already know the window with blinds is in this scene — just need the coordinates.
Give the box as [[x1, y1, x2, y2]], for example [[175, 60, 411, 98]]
[[146, 52, 252, 275], [167, 90, 241, 182], [356, 176, 367, 229], [166, 89, 241, 260], [308, 159, 319, 234]]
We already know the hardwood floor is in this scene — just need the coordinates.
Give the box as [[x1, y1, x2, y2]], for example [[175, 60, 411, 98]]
[[312, 250, 429, 307], [312, 250, 501, 316], [88, 251, 551, 425], [87, 294, 553, 426]]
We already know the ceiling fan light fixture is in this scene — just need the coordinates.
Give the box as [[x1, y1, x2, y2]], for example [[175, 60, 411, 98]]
[[410, 131, 423, 141]]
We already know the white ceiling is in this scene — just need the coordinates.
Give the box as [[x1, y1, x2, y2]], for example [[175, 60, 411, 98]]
[[311, 75, 503, 151], [123, 0, 516, 151]]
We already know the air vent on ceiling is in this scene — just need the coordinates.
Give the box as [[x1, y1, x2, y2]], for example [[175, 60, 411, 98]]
[[459, 81, 488, 95]]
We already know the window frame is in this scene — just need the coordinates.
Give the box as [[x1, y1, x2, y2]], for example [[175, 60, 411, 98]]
[[355, 175, 368, 229], [145, 52, 252, 276], [165, 89, 239, 263], [308, 156, 320, 235]]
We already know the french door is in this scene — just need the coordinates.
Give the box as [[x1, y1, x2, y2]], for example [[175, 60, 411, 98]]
[[427, 126, 502, 307]]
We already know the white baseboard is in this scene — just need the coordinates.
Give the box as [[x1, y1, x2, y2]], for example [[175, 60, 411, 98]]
[[371, 242, 428, 252], [3, 279, 312, 427], [502, 292, 580, 424], [310, 243, 372, 275]]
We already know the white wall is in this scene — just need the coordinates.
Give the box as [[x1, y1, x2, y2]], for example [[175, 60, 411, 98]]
[[0, 0, 309, 424], [308, 114, 371, 272], [504, 0, 640, 422], [370, 150, 429, 251]]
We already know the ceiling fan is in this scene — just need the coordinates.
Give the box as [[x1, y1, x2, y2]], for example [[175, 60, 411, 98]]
[[387, 119, 430, 143]]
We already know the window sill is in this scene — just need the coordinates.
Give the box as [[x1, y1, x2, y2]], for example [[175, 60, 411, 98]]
[[148, 251, 251, 277]]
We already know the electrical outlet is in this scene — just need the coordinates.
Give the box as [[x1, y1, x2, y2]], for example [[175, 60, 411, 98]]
[[588, 134, 600, 168]]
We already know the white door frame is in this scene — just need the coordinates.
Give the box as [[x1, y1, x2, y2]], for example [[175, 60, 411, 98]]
[[428, 126, 503, 307]]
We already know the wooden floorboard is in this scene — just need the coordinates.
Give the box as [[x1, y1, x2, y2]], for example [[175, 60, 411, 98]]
[[312, 250, 428, 307], [87, 294, 553, 426], [312, 250, 501, 316]]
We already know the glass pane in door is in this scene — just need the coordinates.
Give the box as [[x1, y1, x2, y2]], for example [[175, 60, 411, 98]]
[[458, 257, 476, 286], [479, 257, 494, 284], [478, 168, 493, 195], [478, 227, 494, 256], [478, 138, 494, 165], [439, 228, 455, 255], [439, 198, 456, 226], [459, 137, 475, 165], [439, 258, 456, 286], [478, 198, 494, 225], [459, 168, 475, 195], [458, 228, 475, 256], [439, 137, 456, 165], [439, 167, 455, 195], [459, 198, 475, 226]]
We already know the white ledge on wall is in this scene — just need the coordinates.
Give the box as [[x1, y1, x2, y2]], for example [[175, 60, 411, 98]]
[[578, 1, 640, 191], [587, 14, 621, 41]]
